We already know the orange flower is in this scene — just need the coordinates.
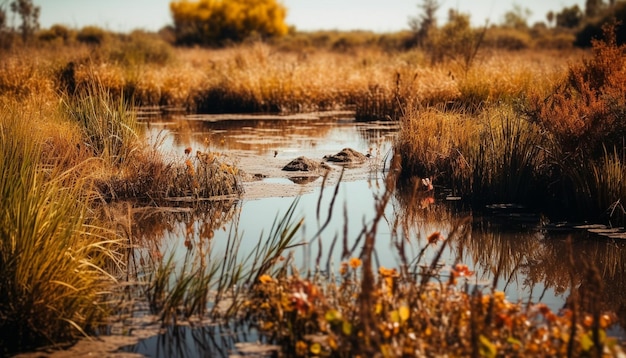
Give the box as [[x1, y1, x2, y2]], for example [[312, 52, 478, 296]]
[[379, 266, 399, 277], [185, 159, 195, 176], [600, 313, 614, 329], [452, 263, 474, 277], [420, 196, 435, 209], [259, 274, 273, 284], [427, 231, 443, 245], [295, 341, 307, 356], [536, 303, 551, 315], [349, 257, 362, 269], [339, 262, 348, 275]]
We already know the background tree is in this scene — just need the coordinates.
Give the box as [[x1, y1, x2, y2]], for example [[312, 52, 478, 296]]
[[546, 11, 555, 27], [10, 0, 39, 43], [502, 4, 532, 29], [575, 1, 626, 47], [408, 0, 439, 47], [0, 4, 6, 48], [556, 5, 583, 28], [428, 10, 486, 73], [169, 0, 288, 46], [0, 6, 5, 31], [585, 0, 604, 18]]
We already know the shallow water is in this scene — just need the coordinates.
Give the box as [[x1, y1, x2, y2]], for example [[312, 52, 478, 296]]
[[118, 111, 626, 355]]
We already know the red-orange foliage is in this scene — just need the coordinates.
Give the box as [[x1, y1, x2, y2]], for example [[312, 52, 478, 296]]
[[528, 23, 626, 158]]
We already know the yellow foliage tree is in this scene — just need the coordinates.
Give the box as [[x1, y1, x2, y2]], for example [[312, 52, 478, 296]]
[[170, 0, 288, 45]]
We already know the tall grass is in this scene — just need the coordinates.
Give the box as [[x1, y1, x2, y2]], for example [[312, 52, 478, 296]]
[[64, 81, 140, 167], [60, 81, 244, 203], [0, 102, 122, 354], [523, 24, 626, 219], [466, 106, 547, 205], [397, 104, 551, 207], [1, 36, 578, 121], [557, 147, 626, 223], [138, 198, 303, 324]]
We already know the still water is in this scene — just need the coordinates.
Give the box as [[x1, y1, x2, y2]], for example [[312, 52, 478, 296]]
[[122, 112, 626, 355]]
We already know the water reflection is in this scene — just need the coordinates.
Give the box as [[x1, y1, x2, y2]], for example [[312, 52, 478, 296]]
[[120, 322, 271, 357], [124, 113, 626, 352], [127, 179, 626, 314], [143, 113, 398, 159]]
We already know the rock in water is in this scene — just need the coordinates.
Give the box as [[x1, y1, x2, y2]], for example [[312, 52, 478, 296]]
[[282, 156, 330, 172], [323, 148, 368, 164]]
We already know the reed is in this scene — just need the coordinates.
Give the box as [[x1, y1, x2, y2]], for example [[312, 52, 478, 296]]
[[60, 80, 243, 203], [63, 81, 140, 167], [465, 105, 548, 205], [138, 198, 303, 324], [0, 38, 579, 121], [0, 102, 122, 354], [0, 52, 56, 101], [590, 147, 626, 223], [99, 142, 242, 203], [396, 106, 475, 192], [455, 49, 572, 111], [397, 104, 550, 207], [242, 158, 621, 357], [557, 146, 626, 223]]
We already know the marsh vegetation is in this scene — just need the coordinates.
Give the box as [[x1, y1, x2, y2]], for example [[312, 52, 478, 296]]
[[3, 0, 626, 356]]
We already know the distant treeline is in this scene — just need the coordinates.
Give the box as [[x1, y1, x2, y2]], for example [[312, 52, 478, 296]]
[[0, 0, 625, 51]]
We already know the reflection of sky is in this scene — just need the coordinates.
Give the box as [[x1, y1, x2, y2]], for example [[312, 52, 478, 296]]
[[141, 114, 625, 318], [157, 178, 570, 312], [142, 116, 397, 159]]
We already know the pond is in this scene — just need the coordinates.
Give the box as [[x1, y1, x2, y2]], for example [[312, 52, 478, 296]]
[[117, 111, 626, 356]]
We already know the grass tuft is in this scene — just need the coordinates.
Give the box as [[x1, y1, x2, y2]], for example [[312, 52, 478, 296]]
[[0, 102, 122, 354]]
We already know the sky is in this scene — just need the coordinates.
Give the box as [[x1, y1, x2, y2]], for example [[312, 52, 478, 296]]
[[29, 0, 588, 33]]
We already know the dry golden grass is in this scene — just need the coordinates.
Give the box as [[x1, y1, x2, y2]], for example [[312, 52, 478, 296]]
[[396, 107, 473, 181], [5, 35, 626, 355], [0, 39, 585, 119], [455, 49, 581, 110], [396, 103, 551, 206], [0, 98, 124, 354]]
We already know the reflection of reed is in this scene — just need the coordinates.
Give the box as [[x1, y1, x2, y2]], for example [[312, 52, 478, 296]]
[[169, 118, 337, 153], [390, 177, 473, 283], [122, 320, 269, 357], [393, 176, 626, 331], [105, 200, 240, 282], [130, 200, 239, 246], [541, 234, 626, 327], [354, 122, 398, 147], [457, 221, 626, 329], [393, 178, 463, 244], [458, 225, 544, 289]]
